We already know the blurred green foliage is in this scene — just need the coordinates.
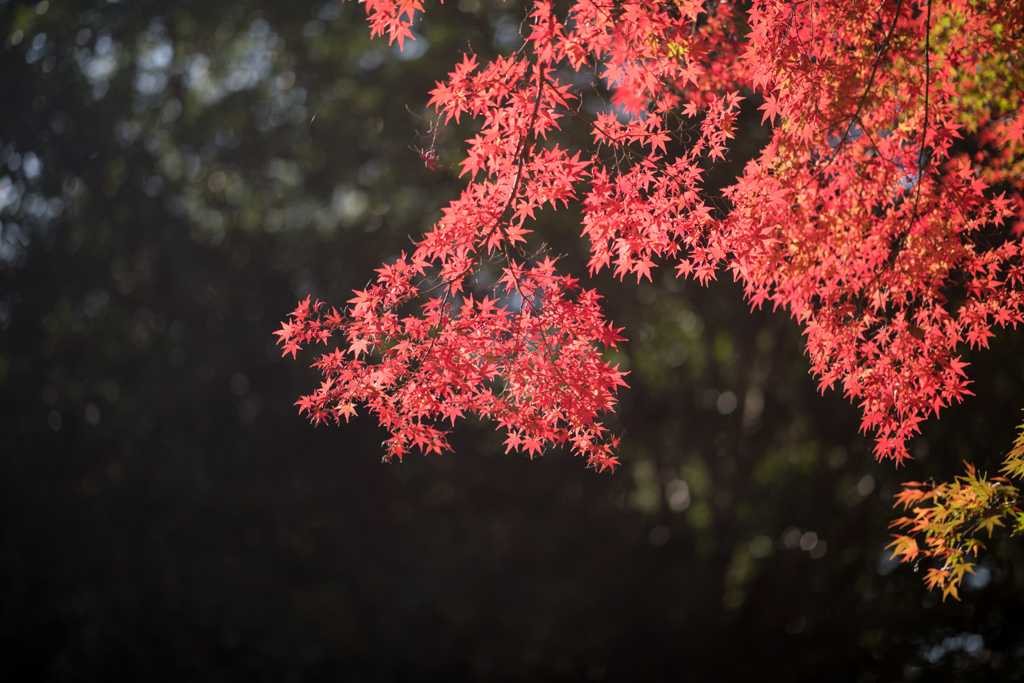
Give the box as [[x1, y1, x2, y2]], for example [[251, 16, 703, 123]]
[[1, 0, 1023, 680]]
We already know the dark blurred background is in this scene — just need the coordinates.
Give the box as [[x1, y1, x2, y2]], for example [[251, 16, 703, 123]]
[[2, 0, 1023, 680]]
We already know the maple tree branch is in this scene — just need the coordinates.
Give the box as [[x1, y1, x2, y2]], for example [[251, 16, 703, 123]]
[[882, 0, 934, 277], [336, 62, 554, 369], [906, 0, 932, 235], [496, 62, 547, 255], [413, 283, 454, 371], [804, 0, 906, 187]]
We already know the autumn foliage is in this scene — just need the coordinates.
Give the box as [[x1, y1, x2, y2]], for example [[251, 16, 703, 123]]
[[277, 0, 1024, 592]]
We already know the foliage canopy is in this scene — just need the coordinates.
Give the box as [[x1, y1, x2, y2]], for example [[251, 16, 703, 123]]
[[278, 0, 1024, 595]]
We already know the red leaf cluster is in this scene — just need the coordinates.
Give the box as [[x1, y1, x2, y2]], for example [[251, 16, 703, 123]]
[[280, 0, 1024, 469]]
